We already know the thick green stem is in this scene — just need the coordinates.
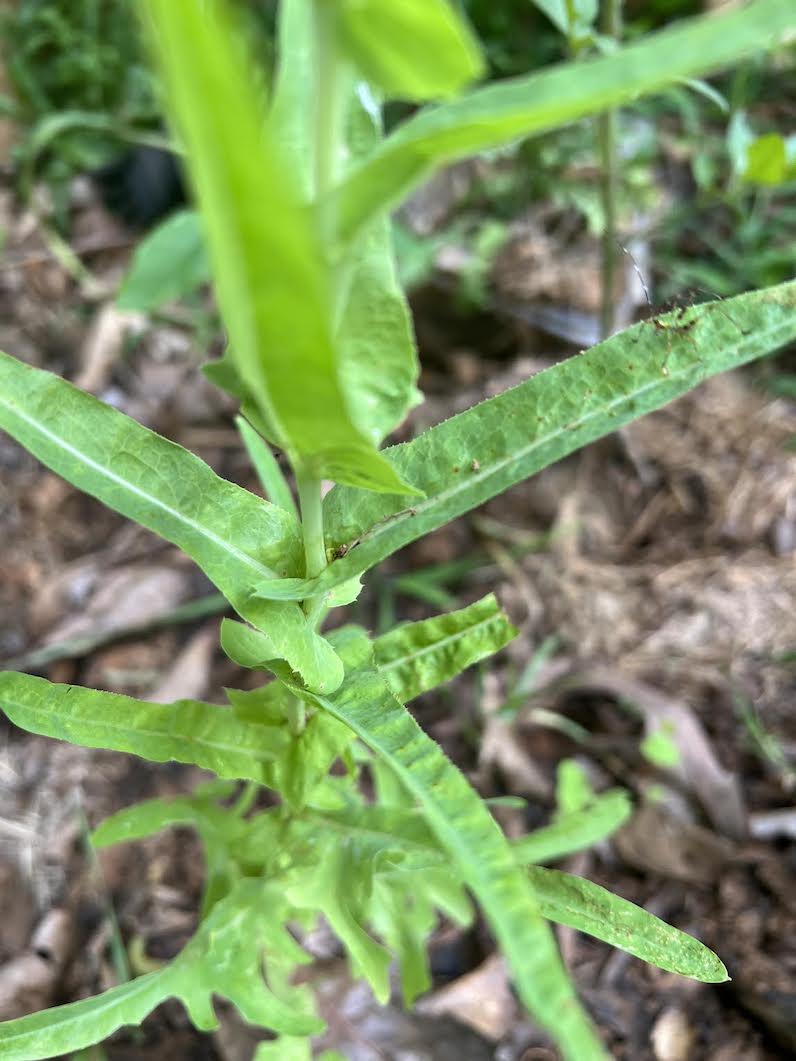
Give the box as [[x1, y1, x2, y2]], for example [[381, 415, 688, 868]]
[[312, 0, 344, 201], [298, 476, 327, 581], [598, 0, 623, 339]]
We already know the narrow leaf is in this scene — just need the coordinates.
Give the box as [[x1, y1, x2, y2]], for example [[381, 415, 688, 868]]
[[0, 351, 304, 631], [220, 610, 343, 694], [291, 637, 608, 1060], [529, 866, 729, 983], [0, 880, 322, 1060], [252, 281, 796, 600], [512, 790, 632, 865], [329, 0, 796, 242], [140, 0, 414, 494], [0, 672, 290, 784], [236, 415, 298, 519], [374, 593, 517, 701]]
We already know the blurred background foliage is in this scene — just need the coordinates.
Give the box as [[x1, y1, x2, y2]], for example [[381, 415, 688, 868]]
[[1, 0, 793, 299]]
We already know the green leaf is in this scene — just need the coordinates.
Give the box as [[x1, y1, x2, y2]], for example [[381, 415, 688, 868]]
[[235, 415, 298, 519], [0, 672, 290, 784], [742, 132, 793, 185], [220, 613, 343, 694], [252, 281, 796, 601], [225, 684, 356, 809], [116, 209, 210, 312], [0, 880, 323, 1060], [338, 93, 423, 447], [332, 0, 484, 102], [512, 789, 632, 865], [140, 0, 414, 494], [329, 0, 795, 242], [374, 593, 517, 701], [92, 786, 239, 850], [0, 351, 304, 631], [529, 866, 729, 983], [270, 3, 423, 448], [555, 759, 594, 815], [290, 635, 608, 1060]]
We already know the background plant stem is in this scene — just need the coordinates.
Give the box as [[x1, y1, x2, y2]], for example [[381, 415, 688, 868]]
[[598, 0, 623, 338]]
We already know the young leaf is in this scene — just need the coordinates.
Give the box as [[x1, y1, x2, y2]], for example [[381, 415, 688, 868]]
[[0, 880, 323, 1061], [116, 209, 210, 312], [329, 0, 796, 241], [220, 612, 344, 694], [252, 280, 796, 601], [528, 867, 729, 983], [0, 672, 290, 784], [289, 635, 609, 1060], [0, 352, 304, 631], [331, 0, 485, 102], [512, 789, 632, 865], [269, 2, 422, 448], [139, 0, 415, 495], [374, 593, 517, 701]]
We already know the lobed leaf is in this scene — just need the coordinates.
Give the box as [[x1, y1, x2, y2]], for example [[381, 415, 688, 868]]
[[290, 634, 608, 1060], [140, 0, 413, 494], [0, 672, 290, 784], [0, 351, 304, 630], [329, 0, 796, 242], [0, 880, 322, 1060], [252, 281, 796, 601], [374, 593, 517, 701], [529, 867, 729, 983]]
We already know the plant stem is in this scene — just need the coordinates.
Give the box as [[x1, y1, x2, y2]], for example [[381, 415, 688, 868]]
[[598, 0, 623, 339], [298, 476, 327, 581], [313, 0, 343, 201]]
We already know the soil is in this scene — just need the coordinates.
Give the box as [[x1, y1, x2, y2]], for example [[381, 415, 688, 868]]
[[0, 173, 794, 1061]]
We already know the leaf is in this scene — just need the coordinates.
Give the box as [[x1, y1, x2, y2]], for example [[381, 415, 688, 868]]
[[116, 209, 210, 312], [0, 672, 290, 784], [743, 132, 794, 185], [332, 0, 484, 102], [251, 280, 796, 601], [374, 593, 517, 701], [92, 785, 239, 850], [270, 3, 422, 448], [0, 351, 305, 632], [512, 790, 632, 865], [289, 635, 608, 1060], [0, 880, 323, 1060], [140, 0, 414, 494], [235, 415, 298, 519], [328, 0, 795, 242], [528, 866, 729, 983], [338, 92, 423, 448], [220, 613, 344, 694]]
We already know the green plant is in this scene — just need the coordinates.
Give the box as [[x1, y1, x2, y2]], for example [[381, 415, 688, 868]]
[[1, 1, 795, 1057]]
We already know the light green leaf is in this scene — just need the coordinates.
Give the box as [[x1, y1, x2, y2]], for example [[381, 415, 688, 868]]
[[220, 613, 343, 694], [92, 787, 238, 850], [338, 92, 422, 447], [332, 0, 484, 102], [236, 415, 298, 519], [269, 2, 422, 448], [743, 132, 793, 185], [0, 880, 323, 1060], [290, 635, 608, 1060], [374, 593, 517, 701], [329, 0, 795, 242], [555, 759, 594, 815], [0, 351, 304, 631], [512, 789, 632, 865], [140, 0, 415, 494], [529, 866, 729, 983], [116, 209, 210, 312], [0, 672, 290, 784], [252, 281, 796, 601]]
